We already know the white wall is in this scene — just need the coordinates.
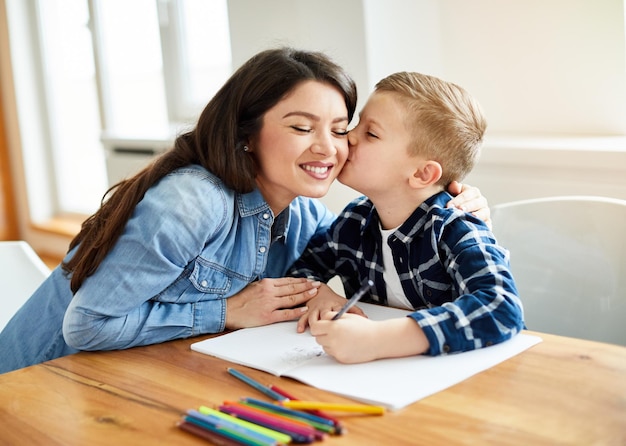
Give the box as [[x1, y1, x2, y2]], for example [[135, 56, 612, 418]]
[[440, 0, 626, 135], [465, 136, 626, 206], [228, 0, 626, 213], [227, 0, 370, 112], [362, 0, 626, 136], [363, 0, 444, 90]]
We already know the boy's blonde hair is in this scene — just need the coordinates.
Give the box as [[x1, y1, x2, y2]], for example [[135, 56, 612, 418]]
[[375, 72, 486, 186]]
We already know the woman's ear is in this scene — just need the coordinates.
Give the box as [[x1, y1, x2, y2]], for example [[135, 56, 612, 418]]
[[409, 160, 443, 189]]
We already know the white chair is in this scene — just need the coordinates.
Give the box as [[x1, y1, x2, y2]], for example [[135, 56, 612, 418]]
[[0, 241, 51, 332], [490, 196, 626, 346]]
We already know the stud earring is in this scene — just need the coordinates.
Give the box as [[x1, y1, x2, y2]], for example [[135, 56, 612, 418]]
[[243, 145, 250, 152]]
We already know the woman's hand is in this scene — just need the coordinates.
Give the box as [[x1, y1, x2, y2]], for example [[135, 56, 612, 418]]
[[446, 181, 492, 229], [296, 284, 366, 333], [225, 278, 321, 329]]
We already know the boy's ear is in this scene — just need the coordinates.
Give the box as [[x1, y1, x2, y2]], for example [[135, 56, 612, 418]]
[[409, 160, 443, 189]]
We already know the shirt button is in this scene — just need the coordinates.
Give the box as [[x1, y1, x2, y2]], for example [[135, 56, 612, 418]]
[[426, 289, 432, 297], [259, 246, 266, 253], [442, 344, 451, 353], [201, 280, 208, 287], [263, 213, 270, 219]]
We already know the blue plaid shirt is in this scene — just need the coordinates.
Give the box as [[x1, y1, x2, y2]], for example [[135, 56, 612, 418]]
[[289, 191, 524, 355]]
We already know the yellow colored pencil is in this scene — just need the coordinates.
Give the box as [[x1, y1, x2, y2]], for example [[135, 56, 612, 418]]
[[281, 400, 385, 415], [198, 405, 292, 444]]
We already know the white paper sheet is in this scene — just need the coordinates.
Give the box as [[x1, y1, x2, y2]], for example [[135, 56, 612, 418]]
[[191, 303, 541, 410]]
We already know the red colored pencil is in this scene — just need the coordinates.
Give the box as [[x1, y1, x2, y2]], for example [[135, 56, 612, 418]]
[[219, 402, 317, 442], [269, 384, 344, 433]]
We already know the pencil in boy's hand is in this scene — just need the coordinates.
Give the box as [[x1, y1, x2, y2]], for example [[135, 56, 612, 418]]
[[331, 279, 374, 320]]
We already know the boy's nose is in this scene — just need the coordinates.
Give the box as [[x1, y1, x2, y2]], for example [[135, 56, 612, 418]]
[[348, 131, 357, 146]]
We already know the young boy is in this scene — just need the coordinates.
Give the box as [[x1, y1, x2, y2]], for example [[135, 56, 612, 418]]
[[289, 72, 524, 364]]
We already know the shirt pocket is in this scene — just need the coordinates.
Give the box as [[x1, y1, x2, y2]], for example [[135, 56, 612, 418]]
[[189, 259, 232, 294], [420, 281, 453, 307], [155, 260, 234, 304], [418, 267, 453, 307]]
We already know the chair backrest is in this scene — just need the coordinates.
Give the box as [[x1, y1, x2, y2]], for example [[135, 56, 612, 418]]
[[490, 196, 626, 346], [0, 241, 51, 332]]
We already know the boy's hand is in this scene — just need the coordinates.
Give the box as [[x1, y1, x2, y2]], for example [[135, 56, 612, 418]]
[[296, 283, 366, 333], [309, 313, 380, 363], [310, 313, 430, 364]]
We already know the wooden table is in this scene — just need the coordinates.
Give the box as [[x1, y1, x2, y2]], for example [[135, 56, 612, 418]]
[[1, 331, 624, 445]]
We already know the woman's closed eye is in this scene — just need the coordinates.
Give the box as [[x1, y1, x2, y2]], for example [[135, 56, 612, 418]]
[[291, 125, 348, 137]]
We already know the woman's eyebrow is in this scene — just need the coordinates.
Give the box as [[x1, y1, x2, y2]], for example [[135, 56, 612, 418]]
[[283, 111, 349, 123]]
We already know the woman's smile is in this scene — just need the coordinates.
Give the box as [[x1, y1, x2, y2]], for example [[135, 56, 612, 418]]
[[301, 162, 333, 179]]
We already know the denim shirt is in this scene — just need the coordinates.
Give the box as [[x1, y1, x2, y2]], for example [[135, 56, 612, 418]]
[[42, 165, 334, 351]]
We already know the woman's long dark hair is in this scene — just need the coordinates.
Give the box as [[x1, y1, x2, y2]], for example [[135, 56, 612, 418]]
[[62, 47, 358, 293]]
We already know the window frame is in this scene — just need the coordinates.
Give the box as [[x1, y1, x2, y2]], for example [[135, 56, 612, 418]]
[[1, 0, 233, 259]]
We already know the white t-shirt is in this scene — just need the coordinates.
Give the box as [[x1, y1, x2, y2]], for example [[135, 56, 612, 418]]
[[380, 226, 414, 310]]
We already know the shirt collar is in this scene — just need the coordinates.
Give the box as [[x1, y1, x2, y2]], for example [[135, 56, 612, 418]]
[[237, 188, 291, 243], [237, 188, 271, 217], [369, 191, 453, 242]]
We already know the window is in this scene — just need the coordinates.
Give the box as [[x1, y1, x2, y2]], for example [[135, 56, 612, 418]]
[[6, 0, 232, 217]]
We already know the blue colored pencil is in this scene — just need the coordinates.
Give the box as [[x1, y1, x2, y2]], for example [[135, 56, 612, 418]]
[[240, 397, 337, 430], [332, 279, 374, 320], [219, 403, 316, 444], [184, 414, 272, 446], [227, 367, 287, 401], [198, 406, 292, 444], [177, 420, 250, 446], [187, 409, 281, 445]]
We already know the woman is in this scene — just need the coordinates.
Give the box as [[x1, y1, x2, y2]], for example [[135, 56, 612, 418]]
[[0, 48, 488, 373]]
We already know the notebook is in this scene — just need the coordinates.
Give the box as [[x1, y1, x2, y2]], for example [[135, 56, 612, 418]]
[[191, 302, 541, 410]]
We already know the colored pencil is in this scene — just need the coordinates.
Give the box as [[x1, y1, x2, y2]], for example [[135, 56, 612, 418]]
[[227, 367, 287, 401], [221, 402, 317, 435], [268, 384, 344, 432], [219, 402, 317, 443], [281, 400, 385, 415], [237, 399, 331, 439], [197, 406, 292, 444], [241, 397, 335, 427], [177, 420, 245, 446], [332, 279, 374, 320], [183, 414, 272, 446], [187, 409, 284, 445]]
